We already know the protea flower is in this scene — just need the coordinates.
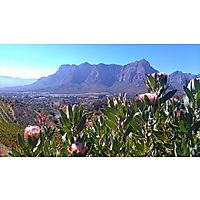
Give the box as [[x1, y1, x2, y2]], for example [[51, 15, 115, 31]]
[[67, 142, 86, 155], [85, 119, 93, 128], [151, 72, 167, 79], [139, 92, 158, 104], [24, 125, 41, 144]]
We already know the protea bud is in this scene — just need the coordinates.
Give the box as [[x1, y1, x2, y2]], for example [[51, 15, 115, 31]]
[[36, 111, 45, 125], [139, 92, 158, 104], [85, 119, 93, 128], [151, 72, 167, 79], [24, 126, 41, 146], [67, 142, 86, 155], [113, 98, 118, 106]]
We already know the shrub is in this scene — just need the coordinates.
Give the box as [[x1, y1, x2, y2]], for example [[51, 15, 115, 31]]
[[10, 74, 200, 157]]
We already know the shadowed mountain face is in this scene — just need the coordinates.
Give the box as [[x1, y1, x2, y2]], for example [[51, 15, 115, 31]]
[[18, 59, 159, 94], [1, 59, 199, 95]]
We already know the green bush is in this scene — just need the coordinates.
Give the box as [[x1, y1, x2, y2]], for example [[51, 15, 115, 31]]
[[10, 74, 200, 157]]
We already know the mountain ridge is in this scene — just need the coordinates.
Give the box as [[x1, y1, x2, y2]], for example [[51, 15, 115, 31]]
[[0, 59, 199, 95], [0, 76, 37, 88]]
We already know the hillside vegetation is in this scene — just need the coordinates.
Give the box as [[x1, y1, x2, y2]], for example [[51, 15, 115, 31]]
[[10, 73, 200, 157], [0, 100, 23, 149]]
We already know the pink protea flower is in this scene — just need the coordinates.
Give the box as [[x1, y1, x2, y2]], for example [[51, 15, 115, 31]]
[[151, 72, 167, 79], [67, 142, 86, 155], [85, 119, 93, 128], [24, 125, 41, 142], [139, 92, 158, 104]]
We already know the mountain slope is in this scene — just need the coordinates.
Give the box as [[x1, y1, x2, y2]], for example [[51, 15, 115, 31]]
[[0, 59, 199, 95], [168, 71, 200, 94], [0, 76, 37, 88], [14, 59, 158, 94], [0, 100, 23, 150]]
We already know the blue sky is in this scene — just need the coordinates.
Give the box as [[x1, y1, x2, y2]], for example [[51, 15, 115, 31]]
[[0, 44, 199, 78]]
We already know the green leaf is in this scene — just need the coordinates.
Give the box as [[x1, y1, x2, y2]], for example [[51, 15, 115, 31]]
[[60, 110, 69, 126], [77, 114, 87, 132], [105, 119, 118, 131], [174, 140, 182, 157], [154, 131, 168, 142], [123, 126, 133, 142], [17, 134, 26, 149], [102, 108, 118, 126], [27, 136, 37, 148], [123, 113, 134, 127], [66, 104, 73, 120], [196, 91, 200, 108], [43, 141, 50, 157], [180, 120, 187, 133], [160, 90, 177, 103], [130, 115, 143, 131], [72, 105, 79, 125], [10, 149, 22, 157], [183, 86, 194, 102], [182, 140, 190, 156], [103, 107, 119, 116], [147, 74, 156, 90], [161, 75, 167, 86], [194, 79, 200, 92]]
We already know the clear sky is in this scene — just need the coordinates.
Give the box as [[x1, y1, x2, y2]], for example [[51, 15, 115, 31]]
[[0, 44, 199, 79]]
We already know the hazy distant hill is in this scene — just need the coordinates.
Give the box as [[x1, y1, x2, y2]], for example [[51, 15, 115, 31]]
[[0, 59, 199, 95], [0, 76, 37, 88]]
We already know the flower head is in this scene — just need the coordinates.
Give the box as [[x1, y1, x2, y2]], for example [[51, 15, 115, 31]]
[[85, 119, 93, 128], [67, 142, 86, 155], [151, 72, 167, 79], [24, 125, 41, 143], [139, 92, 158, 104]]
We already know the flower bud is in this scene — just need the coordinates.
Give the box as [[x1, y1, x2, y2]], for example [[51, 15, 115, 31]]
[[24, 126, 41, 145], [151, 72, 167, 79], [113, 98, 118, 106], [67, 142, 86, 155], [85, 119, 93, 128], [139, 92, 158, 104]]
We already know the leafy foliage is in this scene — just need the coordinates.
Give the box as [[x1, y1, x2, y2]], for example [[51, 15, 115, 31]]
[[10, 74, 200, 157]]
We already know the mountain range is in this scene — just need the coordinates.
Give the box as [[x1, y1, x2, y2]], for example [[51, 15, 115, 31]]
[[0, 76, 37, 88], [0, 59, 199, 95]]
